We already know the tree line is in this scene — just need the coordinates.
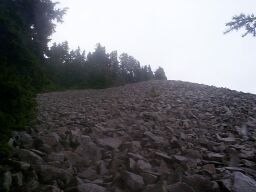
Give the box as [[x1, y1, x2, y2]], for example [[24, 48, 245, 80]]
[[46, 42, 167, 89], [0, 0, 166, 159]]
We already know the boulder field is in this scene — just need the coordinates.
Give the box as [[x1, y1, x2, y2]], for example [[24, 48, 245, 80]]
[[3, 80, 256, 192]]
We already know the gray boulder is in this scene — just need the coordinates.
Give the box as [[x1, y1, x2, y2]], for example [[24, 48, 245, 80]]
[[232, 172, 256, 192], [122, 171, 145, 191]]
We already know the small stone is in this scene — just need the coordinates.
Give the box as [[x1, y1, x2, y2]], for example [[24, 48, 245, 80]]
[[129, 158, 136, 170], [98, 160, 108, 176], [144, 131, 167, 144], [216, 133, 236, 143], [203, 164, 216, 174], [207, 152, 225, 162], [173, 155, 187, 163], [155, 152, 172, 161]]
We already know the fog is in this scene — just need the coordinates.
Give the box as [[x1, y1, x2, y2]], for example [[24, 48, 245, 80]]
[[52, 0, 256, 94]]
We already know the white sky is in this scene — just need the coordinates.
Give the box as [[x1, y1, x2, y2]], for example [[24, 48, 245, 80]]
[[51, 0, 256, 94]]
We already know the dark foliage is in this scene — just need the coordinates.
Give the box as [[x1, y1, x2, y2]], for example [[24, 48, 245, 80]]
[[0, 0, 65, 160], [154, 67, 167, 80], [225, 13, 256, 37], [46, 42, 165, 89]]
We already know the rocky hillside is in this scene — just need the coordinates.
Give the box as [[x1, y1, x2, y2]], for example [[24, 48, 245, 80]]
[[3, 80, 256, 192]]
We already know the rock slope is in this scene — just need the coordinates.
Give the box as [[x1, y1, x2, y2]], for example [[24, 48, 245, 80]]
[[3, 80, 256, 192]]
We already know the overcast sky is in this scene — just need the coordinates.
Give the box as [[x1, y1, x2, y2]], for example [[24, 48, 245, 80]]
[[51, 0, 256, 94]]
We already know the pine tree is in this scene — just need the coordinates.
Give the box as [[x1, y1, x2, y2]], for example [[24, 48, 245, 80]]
[[225, 14, 256, 37], [154, 67, 167, 80]]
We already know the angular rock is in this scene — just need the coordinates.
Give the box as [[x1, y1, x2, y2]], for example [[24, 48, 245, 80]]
[[13, 132, 34, 148], [183, 174, 219, 192], [207, 152, 225, 162], [15, 149, 43, 164], [37, 165, 73, 184], [143, 180, 167, 192], [48, 152, 65, 162], [232, 172, 256, 192], [122, 171, 145, 191], [75, 141, 102, 165], [77, 183, 106, 192], [136, 160, 152, 171], [167, 182, 194, 192], [78, 168, 98, 180], [203, 164, 216, 174], [144, 131, 167, 145], [38, 185, 62, 192], [41, 132, 60, 147], [216, 134, 236, 143], [63, 151, 84, 167], [97, 137, 122, 149], [142, 172, 158, 185]]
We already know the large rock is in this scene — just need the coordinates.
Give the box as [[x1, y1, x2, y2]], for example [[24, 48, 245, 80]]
[[47, 152, 65, 162], [37, 165, 73, 184], [67, 183, 106, 192], [63, 151, 86, 167], [97, 137, 123, 150], [167, 182, 194, 192], [144, 131, 168, 145], [41, 132, 61, 147], [78, 168, 98, 180], [38, 185, 62, 192], [75, 141, 102, 165], [232, 172, 256, 192], [136, 160, 152, 171], [15, 149, 44, 164], [122, 171, 145, 191], [13, 132, 34, 148], [143, 181, 167, 192], [183, 174, 219, 192], [78, 183, 106, 192]]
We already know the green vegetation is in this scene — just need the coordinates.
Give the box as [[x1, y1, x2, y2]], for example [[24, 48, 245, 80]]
[[45, 42, 164, 89], [0, 0, 65, 160], [149, 87, 161, 97]]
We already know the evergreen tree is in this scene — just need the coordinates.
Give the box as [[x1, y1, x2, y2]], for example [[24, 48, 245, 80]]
[[147, 65, 154, 80], [86, 44, 111, 87], [0, 0, 65, 159], [109, 51, 120, 85], [154, 67, 167, 80], [225, 13, 256, 37]]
